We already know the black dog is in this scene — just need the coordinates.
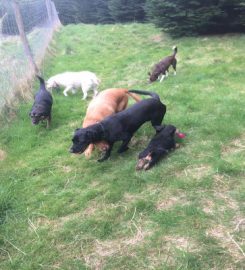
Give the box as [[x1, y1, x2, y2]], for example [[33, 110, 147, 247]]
[[136, 125, 184, 170], [148, 46, 177, 83], [70, 90, 166, 161], [29, 76, 53, 128]]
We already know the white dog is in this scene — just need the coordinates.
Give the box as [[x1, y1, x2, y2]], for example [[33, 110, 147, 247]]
[[46, 71, 100, 99]]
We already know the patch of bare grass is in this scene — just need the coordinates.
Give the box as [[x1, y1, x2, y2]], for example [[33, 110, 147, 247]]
[[81, 221, 153, 269], [163, 235, 199, 252], [123, 192, 144, 203], [55, 218, 155, 269], [150, 34, 163, 43], [202, 199, 215, 214], [156, 194, 189, 211], [175, 164, 212, 180], [0, 149, 6, 161], [35, 212, 82, 230], [213, 173, 230, 190], [206, 225, 245, 261], [222, 133, 245, 157], [214, 192, 239, 211]]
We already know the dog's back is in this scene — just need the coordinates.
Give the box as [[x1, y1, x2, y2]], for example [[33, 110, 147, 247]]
[[33, 76, 52, 109], [102, 90, 166, 134], [30, 76, 53, 127], [47, 71, 100, 89]]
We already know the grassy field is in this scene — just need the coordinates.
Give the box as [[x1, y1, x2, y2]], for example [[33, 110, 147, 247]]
[[0, 23, 245, 269]]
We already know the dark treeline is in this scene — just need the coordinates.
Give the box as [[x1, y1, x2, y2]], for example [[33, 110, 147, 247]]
[[145, 0, 245, 37], [53, 0, 245, 36], [52, 0, 146, 25], [1, 0, 245, 37]]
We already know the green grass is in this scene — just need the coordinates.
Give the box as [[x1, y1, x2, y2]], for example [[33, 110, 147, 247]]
[[0, 23, 245, 269]]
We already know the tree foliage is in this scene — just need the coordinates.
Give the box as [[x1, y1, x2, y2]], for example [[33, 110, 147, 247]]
[[53, 0, 146, 25], [1, 0, 244, 37], [108, 0, 146, 22], [145, 0, 245, 37]]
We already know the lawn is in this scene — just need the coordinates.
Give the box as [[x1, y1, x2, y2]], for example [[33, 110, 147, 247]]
[[0, 23, 245, 269]]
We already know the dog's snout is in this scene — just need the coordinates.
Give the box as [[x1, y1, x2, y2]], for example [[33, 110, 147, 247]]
[[69, 147, 74, 153]]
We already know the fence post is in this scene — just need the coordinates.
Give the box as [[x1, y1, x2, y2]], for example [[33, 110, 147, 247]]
[[51, 1, 62, 28], [45, 0, 52, 24], [12, 0, 39, 74]]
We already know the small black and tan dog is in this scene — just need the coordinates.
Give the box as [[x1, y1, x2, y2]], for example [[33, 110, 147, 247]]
[[136, 124, 185, 170], [29, 75, 53, 128], [70, 90, 166, 161], [148, 46, 177, 83]]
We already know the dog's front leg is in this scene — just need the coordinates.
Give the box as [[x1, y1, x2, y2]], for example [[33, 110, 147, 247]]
[[144, 149, 167, 170], [93, 86, 98, 98], [117, 135, 132, 153], [63, 86, 73, 96], [160, 74, 165, 83], [98, 143, 113, 162], [46, 115, 51, 129]]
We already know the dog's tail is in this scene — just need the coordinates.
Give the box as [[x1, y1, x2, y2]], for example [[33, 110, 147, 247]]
[[172, 46, 178, 56], [126, 91, 141, 102], [128, 90, 160, 100], [36, 75, 46, 90]]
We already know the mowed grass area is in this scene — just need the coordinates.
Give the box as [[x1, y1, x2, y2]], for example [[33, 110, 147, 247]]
[[0, 23, 245, 269]]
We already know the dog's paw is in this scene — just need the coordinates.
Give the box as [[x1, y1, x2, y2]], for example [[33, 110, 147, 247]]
[[118, 146, 129, 153], [97, 152, 110, 162], [136, 158, 149, 170], [143, 162, 151, 170]]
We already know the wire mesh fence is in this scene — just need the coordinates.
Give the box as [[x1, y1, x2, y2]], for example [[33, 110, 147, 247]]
[[0, 0, 60, 117]]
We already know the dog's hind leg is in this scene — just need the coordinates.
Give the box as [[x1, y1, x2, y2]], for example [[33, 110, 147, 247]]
[[151, 115, 164, 129], [118, 134, 132, 153], [92, 85, 99, 98], [172, 59, 177, 75], [151, 104, 166, 129], [82, 91, 88, 100]]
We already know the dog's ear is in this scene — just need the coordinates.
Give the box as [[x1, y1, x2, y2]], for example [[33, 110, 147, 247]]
[[155, 125, 165, 133]]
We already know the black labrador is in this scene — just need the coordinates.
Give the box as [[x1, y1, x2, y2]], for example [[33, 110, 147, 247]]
[[29, 75, 53, 128], [136, 124, 185, 170], [70, 90, 166, 161]]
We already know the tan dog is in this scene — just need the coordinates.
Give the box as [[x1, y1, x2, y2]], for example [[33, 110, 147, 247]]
[[83, 88, 141, 157]]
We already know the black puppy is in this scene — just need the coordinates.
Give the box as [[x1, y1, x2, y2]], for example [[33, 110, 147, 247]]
[[136, 125, 184, 170], [70, 90, 166, 161], [29, 76, 53, 128]]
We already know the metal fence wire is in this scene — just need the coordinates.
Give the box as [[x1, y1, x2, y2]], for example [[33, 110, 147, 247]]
[[0, 0, 60, 114]]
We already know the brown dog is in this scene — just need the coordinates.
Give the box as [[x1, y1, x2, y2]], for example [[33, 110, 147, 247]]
[[83, 88, 141, 157], [148, 46, 177, 83]]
